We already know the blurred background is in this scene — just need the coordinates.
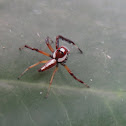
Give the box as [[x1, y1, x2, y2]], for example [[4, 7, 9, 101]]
[[0, 0, 126, 126]]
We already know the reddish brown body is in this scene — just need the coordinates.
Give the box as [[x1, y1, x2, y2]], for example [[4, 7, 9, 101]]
[[18, 35, 90, 98], [38, 46, 69, 72], [38, 59, 57, 72]]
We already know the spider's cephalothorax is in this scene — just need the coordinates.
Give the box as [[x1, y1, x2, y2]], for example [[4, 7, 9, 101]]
[[18, 35, 90, 98], [53, 46, 70, 62]]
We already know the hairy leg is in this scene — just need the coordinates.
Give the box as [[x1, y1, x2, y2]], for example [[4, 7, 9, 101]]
[[19, 45, 52, 58], [45, 36, 54, 53], [18, 60, 48, 79], [61, 63, 90, 88], [45, 66, 58, 98], [56, 35, 83, 53]]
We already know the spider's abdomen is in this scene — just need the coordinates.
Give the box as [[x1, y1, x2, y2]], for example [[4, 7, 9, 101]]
[[38, 59, 56, 72], [53, 46, 69, 62]]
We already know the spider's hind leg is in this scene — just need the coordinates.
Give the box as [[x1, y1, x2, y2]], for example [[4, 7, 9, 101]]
[[61, 63, 90, 88], [45, 66, 58, 98], [18, 60, 48, 79]]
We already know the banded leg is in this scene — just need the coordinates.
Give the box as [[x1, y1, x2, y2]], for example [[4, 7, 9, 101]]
[[19, 45, 52, 58], [45, 36, 54, 53], [18, 60, 48, 79], [45, 66, 58, 98], [61, 63, 90, 88], [56, 35, 83, 53]]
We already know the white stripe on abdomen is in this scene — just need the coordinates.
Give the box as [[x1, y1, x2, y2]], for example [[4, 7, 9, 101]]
[[41, 59, 56, 71]]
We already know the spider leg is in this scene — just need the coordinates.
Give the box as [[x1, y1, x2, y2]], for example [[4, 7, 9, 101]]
[[18, 60, 48, 79], [56, 35, 83, 53], [45, 36, 54, 53], [61, 63, 90, 88], [45, 66, 58, 98], [19, 45, 52, 58]]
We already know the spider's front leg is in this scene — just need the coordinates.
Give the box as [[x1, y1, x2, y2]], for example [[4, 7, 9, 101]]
[[19, 45, 52, 58], [56, 35, 83, 53], [61, 63, 90, 88], [45, 36, 54, 53]]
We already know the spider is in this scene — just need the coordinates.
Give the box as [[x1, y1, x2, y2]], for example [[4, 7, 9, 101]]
[[18, 35, 90, 98]]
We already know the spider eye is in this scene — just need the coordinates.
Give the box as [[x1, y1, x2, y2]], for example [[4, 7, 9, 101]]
[[61, 51, 64, 54], [60, 51, 64, 54], [57, 49, 64, 54]]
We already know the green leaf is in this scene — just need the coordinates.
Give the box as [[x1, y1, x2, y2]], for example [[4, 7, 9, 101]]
[[0, 0, 126, 126], [0, 80, 126, 126]]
